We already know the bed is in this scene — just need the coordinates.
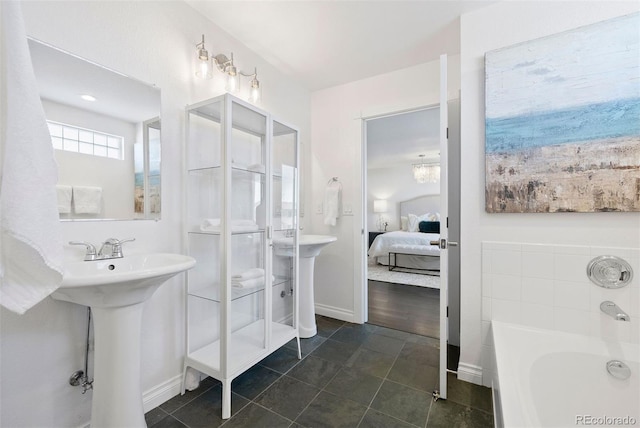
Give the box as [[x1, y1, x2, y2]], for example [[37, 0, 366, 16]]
[[367, 195, 441, 274]]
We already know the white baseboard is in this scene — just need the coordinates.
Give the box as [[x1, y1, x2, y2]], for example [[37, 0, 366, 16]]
[[143, 374, 183, 413], [314, 303, 356, 323], [457, 362, 484, 386]]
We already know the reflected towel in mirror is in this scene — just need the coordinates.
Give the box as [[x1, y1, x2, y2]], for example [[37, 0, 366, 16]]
[[56, 185, 72, 214], [73, 186, 102, 214]]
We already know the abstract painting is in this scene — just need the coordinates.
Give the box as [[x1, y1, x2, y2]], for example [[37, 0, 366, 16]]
[[485, 13, 640, 213]]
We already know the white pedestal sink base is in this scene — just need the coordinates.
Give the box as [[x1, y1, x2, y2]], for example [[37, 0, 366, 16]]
[[272, 236, 336, 339], [299, 257, 317, 338], [91, 304, 146, 428]]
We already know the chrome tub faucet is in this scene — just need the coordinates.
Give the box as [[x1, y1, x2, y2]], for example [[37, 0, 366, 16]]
[[600, 301, 630, 321]]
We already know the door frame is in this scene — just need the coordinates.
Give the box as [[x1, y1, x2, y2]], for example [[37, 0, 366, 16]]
[[355, 54, 450, 399]]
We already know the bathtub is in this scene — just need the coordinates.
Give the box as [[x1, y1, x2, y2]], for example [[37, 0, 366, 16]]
[[492, 321, 639, 428]]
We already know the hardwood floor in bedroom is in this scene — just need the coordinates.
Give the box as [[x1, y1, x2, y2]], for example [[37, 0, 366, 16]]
[[367, 279, 439, 338]]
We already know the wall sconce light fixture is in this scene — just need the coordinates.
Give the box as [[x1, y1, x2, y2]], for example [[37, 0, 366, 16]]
[[213, 52, 239, 93], [195, 35, 212, 79], [413, 154, 440, 184], [196, 35, 262, 103]]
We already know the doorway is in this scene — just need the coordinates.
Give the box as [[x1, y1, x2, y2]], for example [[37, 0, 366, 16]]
[[364, 107, 441, 339], [361, 97, 461, 372]]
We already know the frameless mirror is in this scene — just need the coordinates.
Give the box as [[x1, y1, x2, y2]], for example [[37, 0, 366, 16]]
[[28, 38, 161, 220]]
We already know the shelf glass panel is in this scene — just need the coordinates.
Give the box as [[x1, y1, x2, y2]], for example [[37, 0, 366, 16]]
[[272, 120, 298, 329], [187, 99, 223, 170]]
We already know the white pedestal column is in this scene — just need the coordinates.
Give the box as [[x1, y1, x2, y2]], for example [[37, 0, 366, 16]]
[[299, 257, 317, 338], [91, 304, 146, 428]]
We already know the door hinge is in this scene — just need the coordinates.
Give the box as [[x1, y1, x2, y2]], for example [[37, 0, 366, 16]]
[[446, 127, 449, 139], [447, 306, 449, 317]]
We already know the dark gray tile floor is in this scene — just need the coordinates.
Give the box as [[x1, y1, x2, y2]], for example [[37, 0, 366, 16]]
[[146, 316, 493, 428]]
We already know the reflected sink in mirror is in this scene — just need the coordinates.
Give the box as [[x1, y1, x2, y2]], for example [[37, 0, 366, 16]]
[[52, 253, 195, 308], [273, 234, 338, 258]]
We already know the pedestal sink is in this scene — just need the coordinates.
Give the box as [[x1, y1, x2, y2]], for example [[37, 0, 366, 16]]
[[274, 235, 337, 338], [51, 253, 196, 428]]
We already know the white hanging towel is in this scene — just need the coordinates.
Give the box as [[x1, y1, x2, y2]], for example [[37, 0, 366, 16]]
[[0, 0, 64, 314], [56, 185, 72, 214], [323, 181, 341, 226], [73, 186, 102, 214]]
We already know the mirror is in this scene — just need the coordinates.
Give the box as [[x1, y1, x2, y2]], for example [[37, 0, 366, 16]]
[[28, 38, 161, 220]]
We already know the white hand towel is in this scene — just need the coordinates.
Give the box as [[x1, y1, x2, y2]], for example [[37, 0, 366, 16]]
[[56, 185, 72, 214], [232, 276, 265, 289], [231, 275, 274, 289], [73, 186, 102, 214], [232, 268, 265, 281], [0, 0, 63, 314], [323, 182, 340, 226]]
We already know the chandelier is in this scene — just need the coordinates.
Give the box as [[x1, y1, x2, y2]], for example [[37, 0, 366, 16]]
[[412, 154, 440, 183]]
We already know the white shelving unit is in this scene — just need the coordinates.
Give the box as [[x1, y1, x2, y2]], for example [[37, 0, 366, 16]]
[[183, 94, 300, 419]]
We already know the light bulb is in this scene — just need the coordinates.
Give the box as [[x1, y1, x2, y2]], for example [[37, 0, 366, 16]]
[[249, 79, 260, 103], [196, 58, 211, 79], [226, 72, 239, 93], [195, 35, 212, 79]]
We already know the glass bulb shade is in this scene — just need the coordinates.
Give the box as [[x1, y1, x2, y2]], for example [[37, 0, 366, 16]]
[[248, 80, 261, 103], [195, 48, 212, 79], [226, 72, 240, 93], [373, 199, 387, 213]]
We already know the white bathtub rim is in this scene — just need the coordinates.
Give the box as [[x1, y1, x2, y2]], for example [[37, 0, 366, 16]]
[[492, 321, 639, 428]]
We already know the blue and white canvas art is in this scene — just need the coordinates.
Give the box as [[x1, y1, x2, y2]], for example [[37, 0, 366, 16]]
[[485, 13, 640, 213]]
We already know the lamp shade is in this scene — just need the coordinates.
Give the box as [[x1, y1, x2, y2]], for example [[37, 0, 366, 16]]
[[373, 199, 387, 213]]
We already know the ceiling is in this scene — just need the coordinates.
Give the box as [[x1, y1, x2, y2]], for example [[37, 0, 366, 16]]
[[366, 107, 440, 169], [186, 0, 494, 91], [29, 38, 160, 124]]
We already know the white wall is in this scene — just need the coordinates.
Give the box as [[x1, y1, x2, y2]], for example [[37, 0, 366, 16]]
[[309, 55, 460, 322], [0, 2, 310, 426], [43, 99, 136, 219], [367, 165, 440, 232], [458, 1, 640, 385]]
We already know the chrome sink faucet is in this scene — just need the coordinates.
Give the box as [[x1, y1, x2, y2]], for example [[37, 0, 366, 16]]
[[70, 238, 135, 261], [69, 241, 97, 261], [600, 301, 630, 321], [98, 238, 135, 259]]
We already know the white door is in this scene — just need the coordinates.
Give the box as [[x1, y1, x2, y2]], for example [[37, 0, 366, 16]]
[[437, 54, 450, 400]]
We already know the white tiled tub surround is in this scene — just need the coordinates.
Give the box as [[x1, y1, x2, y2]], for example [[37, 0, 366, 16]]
[[481, 242, 640, 386]]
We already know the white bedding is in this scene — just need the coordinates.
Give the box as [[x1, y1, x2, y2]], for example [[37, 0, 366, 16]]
[[368, 231, 440, 258]]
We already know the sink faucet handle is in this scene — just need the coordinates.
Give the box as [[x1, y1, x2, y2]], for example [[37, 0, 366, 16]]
[[110, 237, 135, 258], [69, 241, 97, 261]]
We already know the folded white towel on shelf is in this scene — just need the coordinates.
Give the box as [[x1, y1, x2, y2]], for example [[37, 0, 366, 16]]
[[56, 185, 72, 214], [73, 186, 102, 214], [200, 218, 259, 233], [323, 182, 341, 226], [232, 268, 265, 281], [231, 274, 275, 289], [232, 276, 265, 289], [0, 1, 63, 314]]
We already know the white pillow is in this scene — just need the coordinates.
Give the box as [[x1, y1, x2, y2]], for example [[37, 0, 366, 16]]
[[429, 212, 441, 221], [408, 213, 434, 232], [400, 216, 408, 231]]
